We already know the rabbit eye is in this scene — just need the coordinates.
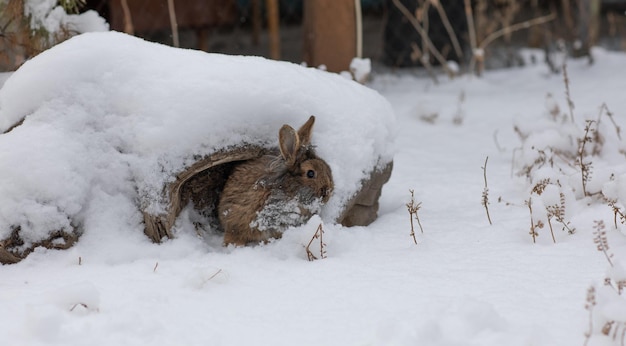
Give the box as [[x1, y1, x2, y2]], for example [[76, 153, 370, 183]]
[[306, 170, 315, 178]]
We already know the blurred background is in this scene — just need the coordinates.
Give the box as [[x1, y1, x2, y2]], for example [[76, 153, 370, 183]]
[[1, 0, 625, 74]]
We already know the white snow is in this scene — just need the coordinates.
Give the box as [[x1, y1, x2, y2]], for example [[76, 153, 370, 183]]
[[0, 31, 396, 248], [1, 33, 626, 345], [23, 0, 109, 35], [349, 57, 371, 83]]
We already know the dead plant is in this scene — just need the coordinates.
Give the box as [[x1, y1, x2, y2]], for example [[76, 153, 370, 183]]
[[606, 199, 626, 229], [588, 220, 626, 345], [577, 120, 595, 197], [391, 0, 457, 80], [546, 191, 576, 236], [465, 0, 556, 75], [305, 223, 326, 261], [452, 90, 466, 125], [481, 156, 492, 225], [563, 63, 576, 123], [525, 198, 540, 243], [597, 103, 621, 141], [406, 189, 424, 244], [0, 0, 86, 70], [593, 220, 613, 267], [583, 285, 596, 346]]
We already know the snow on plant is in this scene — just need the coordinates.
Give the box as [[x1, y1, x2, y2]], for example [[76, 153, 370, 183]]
[[349, 57, 371, 84], [23, 0, 107, 35], [510, 60, 626, 343], [0, 0, 107, 69], [524, 176, 577, 243], [583, 220, 626, 346], [513, 66, 625, 243]]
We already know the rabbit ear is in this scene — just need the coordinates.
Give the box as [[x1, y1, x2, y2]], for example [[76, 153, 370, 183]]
[[296, 115, 315, 147], [279, 124, 300, 167]]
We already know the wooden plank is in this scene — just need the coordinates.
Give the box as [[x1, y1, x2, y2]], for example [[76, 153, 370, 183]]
[[265, 0, 281, 60], [303, 0, 356, 72]]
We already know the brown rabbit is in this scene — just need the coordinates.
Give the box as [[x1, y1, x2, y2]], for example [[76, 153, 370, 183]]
[[218, 116, 333, 246]]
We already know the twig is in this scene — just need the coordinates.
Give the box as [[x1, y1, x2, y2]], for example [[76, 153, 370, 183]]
[[406, 189, 423, 245], [547, 204, 576, 235], [467, 9, 556, 75], [593, 220, 614, 267], [206, 269, 223, 281], [607, 200, 626, 228], [166, 0, 179, 47], [583, 285, 596, 346], [410, 42, 439, 84], [464, 0, 478, 74], [547, 217, 556, 243], [69, 303, 88, 312], [597, 103, 621, 140], [120, 0, 134, 35], [478, 12, 556, 50], [481, 156, 492, 225], [416, 211, 424, 235], [578, 120, 595, 197], [391, 0, 455, 77], [493, 130, 505, 152], [431, 0, 463, 64], [153, 262, 159, 273], [563, 63, 576, 123], [526, 198, 538, 243], [305, 223, 326, 261]]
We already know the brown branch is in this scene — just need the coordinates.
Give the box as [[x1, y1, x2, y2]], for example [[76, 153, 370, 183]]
[[578, 120, 595, 197], [464, 0, 478, 74], [167, 0, 179, 47], [481, 156, 492, 225], [478, 12, 556, 50], [305, 223, 326, 261], [406, 189, 423, 244], [547, 217, 556, 243], [563, 63, 576, 123], [526, 198, 537, 243], [598, 103, 621, 140], [391, 0, 455, 77], [432, 0, 464, 62], [120, 0, 134, 35]]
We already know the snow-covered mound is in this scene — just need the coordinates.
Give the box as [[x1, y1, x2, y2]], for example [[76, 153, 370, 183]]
[[0, 31, 396, 249]]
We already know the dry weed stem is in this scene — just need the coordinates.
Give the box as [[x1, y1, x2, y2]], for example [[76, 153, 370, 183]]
[[481, 156, 492, 225]]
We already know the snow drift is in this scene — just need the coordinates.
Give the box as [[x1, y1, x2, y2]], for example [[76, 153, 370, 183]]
[[0, 31, 396, 257]]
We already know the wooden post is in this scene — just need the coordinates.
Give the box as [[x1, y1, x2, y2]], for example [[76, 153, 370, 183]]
[[251, 0, 262, 45], [120, 0, 134, 34], [588, 0, 601, 48], [303, 0, 357, 72], [265, 0, 281, 60], [167, 0, 179, 47]]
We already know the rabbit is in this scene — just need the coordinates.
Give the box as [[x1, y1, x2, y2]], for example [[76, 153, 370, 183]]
[[218, 115, 333, 246]]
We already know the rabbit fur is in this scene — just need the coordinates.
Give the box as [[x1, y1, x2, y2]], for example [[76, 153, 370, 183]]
[[218, 116, 333, 246]]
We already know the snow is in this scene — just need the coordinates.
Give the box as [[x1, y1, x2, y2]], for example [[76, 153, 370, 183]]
[[349, 57, 371, 83], [23, 0, 109, 34], [0, 31, 396, 247], [2, 34, 626, 345]]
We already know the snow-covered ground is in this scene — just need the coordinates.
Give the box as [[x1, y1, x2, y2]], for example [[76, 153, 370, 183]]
[[1, 33, 626, 345]]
